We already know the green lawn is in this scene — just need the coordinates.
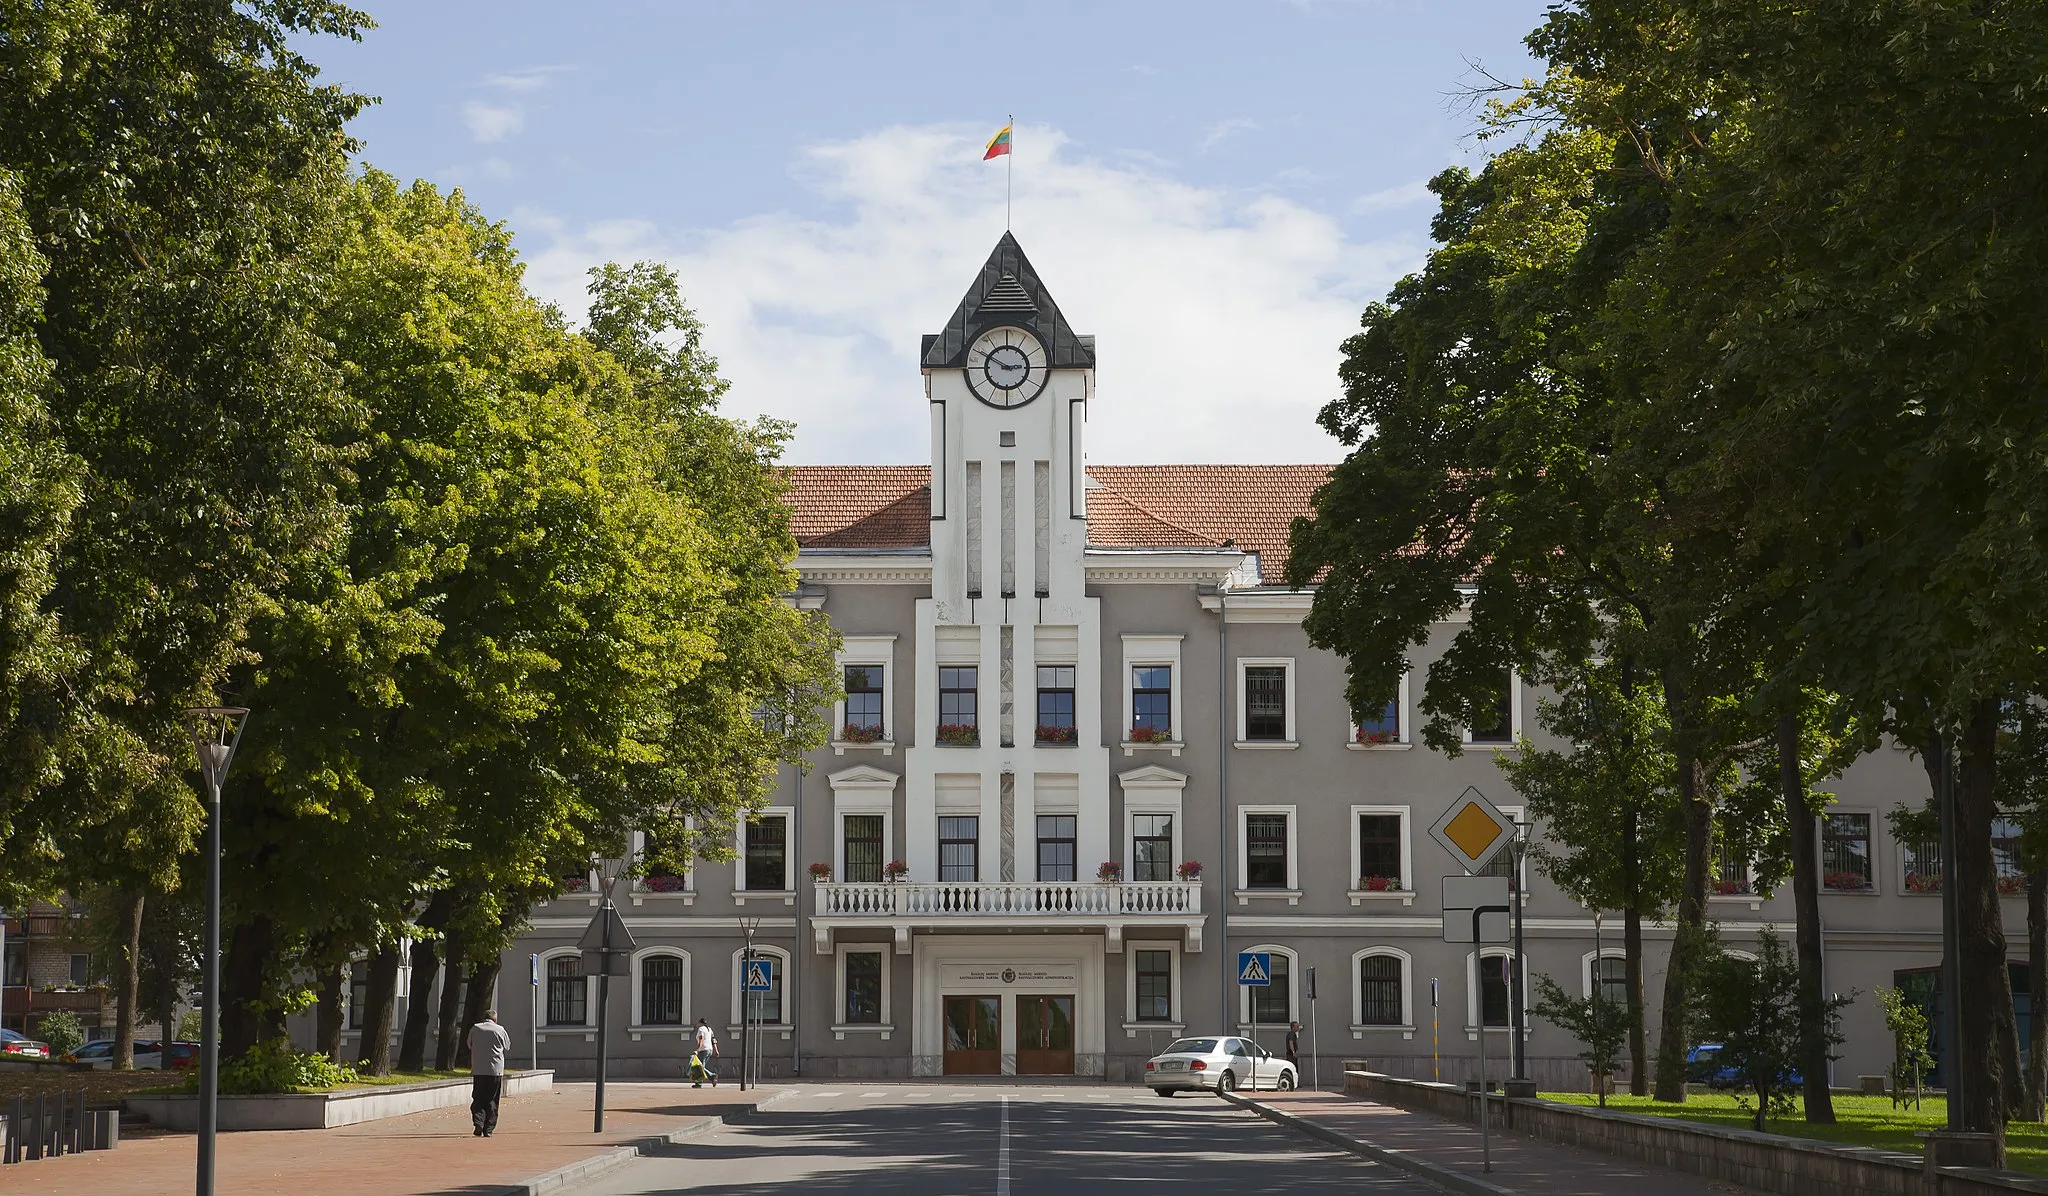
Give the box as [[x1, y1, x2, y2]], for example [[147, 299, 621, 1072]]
[[1543, 1091, 2048, 1176]]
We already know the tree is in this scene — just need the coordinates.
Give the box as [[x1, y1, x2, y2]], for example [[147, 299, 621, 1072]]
[[1532, 973, 1629, 1105], [1878, 986, 1934, 1111], [1691, 931, 1850, 1132]]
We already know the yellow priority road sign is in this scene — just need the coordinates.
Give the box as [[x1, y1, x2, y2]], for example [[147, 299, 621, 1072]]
[[1428, 786, 1518, 874]]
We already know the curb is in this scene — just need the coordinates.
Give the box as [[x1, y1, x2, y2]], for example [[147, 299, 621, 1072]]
[[1221, 1091, 1518, 1196], [488, 1088, 798, 1196]]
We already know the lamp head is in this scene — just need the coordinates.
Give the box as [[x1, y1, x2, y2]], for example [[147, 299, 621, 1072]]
[[185, 706, 251, 795]]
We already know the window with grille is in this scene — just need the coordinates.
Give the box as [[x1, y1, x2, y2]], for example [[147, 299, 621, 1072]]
[[641, 955, 684, 1025], [1251, 954, 1290, 1024], [1476, 812, 1521, 880], [1479, 956, 1510, 1027], [1358, 814, 1403, 888], [745, 815, 788, 891], [1133, 814, 1174, 882], [547, 956, 586, 1026], [1036, 814, 1076, 881], [1822, 813, 1872, 890], [844, 951, 882, 1024], [1359, 955, 1403, 1025], [939, 816, 980, 882], [1469, 672, 1514, 743], [1712, 839, 1753, 895], [1136, 949, 1172, 1021], [1592, 956, 1627, 1008], [1133, 666, 1172, 736], [844, 664, 884, 734], [843, 814, 884, 884], [939, 666, 978, 741], [1245, 666, 1288, 740], [1246, 814, 1289, 888], [1036, 666, 1076, 742]]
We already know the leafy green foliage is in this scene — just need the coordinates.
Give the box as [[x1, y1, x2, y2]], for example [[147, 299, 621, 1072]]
[[1692, 931, 1850, 1131], [215, 1037, 360, 1094], [1878, 986, 1934, 1109], [1532, 973, 1628, 1104], [33, 1011, 85, 1058]]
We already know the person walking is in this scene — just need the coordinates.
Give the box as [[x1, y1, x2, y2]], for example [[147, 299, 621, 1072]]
[[1285, 1021, 1302, 1074], [469, 1010, 511, 1137], [693, 1017, 718, 1088]]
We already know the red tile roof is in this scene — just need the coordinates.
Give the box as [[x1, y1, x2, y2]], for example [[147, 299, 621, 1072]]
[[783, 463, 1331, 582]]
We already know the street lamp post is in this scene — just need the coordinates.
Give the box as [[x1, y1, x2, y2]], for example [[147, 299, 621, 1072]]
[[186, 706, 249, 1196], [1510, 822, 1529, 1083], [738, 917, 760, 1091], [592, 852, 632, 1133]]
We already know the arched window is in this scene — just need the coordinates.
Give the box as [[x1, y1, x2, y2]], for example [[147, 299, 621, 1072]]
[[731, 946, 792, 1027], [546, 954, 587, 1026], [640, 954, 686, 1026], [1236, 944, 1299, 1026], [1357, 953, 1405, 1026]]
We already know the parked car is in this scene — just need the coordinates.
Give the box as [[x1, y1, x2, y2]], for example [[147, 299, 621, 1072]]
[[1144, 1035, 1298, 1096], [0, 1028, 51, 1062], [62, 1039, 165, 1069], [1687, 1042, 1800, 1087], [165, 1040, 200, 1070]]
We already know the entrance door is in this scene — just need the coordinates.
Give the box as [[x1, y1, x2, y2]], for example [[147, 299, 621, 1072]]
[[944, 995, 1001, 1075], [1016, 994, 1075, 1075]]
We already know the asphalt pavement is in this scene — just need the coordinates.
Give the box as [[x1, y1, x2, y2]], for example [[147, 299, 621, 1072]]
[[563, 1083, 1442, 1195]]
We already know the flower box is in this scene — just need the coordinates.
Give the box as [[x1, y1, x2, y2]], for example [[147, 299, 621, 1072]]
[[1710, 877, 1752, 896], [1356, 874, 1402, 892], [1354, 727, 1399, 745], [1097, 861, 1123, 882], [561, 875, 592, 894], [840, 722, 885, 744], [1904, 872, 1939, 893], [1036, 724, 1077, 745], [1128, 724, 1173, 744], [1177, 861, 1203, 881], [807, 863, 833, 882], [641, 871, 688, 893], [935, 723, 979, 747], [2000, 874, 2027, 896], [1822, 869, 1872, 892], [884, 860, 909, 882]]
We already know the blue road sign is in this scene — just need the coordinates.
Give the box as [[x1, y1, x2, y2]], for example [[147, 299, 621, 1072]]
[[744, 958, 775, 992], [530, 953, 539, 986], [1237, 951, 1272, 987]]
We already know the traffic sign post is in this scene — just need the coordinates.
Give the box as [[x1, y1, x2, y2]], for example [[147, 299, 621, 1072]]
[[577, 879, 637, 1131], [1443, 896, 1512, 1176], [1238, 951, 1270, 1091], [742, 956, 773, 1091]]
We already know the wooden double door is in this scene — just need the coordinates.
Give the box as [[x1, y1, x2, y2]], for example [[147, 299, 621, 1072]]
[[944, 996, 1001, 1075], [1016, 994, 1074, 1076]]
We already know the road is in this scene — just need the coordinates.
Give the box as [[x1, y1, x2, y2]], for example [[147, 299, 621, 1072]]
[[565, 1083, 1440, 1195]]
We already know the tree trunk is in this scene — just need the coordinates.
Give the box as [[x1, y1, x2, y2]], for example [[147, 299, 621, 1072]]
[[2026, 864, 2046, 1121], [457, 956, 501, 1071], [314, 962, 345, 1064], [1653, 732, 1713, 1103], [1780, 710, 1835, 1122], [1956, 699, 2014, 1134], [397, 939, 440, 1073], [111, 890, 144, 1071], [221, 912, 278, 1058], [1624, 904, 1648, 1096], [434, 935, 466, 1072], [355, 943, 402, 1076]]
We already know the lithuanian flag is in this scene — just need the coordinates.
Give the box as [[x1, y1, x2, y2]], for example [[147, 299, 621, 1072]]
[[984, 122, 1013, 160]]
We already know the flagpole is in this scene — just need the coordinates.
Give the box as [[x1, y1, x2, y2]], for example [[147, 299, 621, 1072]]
[[1006, 114, 1013, 229]]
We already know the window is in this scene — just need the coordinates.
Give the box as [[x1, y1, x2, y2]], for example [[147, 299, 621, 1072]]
[[1822, 812, 1873, 891], [1245, 666, 1289, 741], [1468, 671, 1514, 744], [1902, 833, 1941, 893], [68, 954, 91, 986], [939, 666, 979, 741], [1133, 666, 1172, 736], [844, 664, 884, 735], [1036, 814, 1077, 881], [1712, 839, 1753, 896], [741, 952, 783, 1024], [843, 814, 884, 884], [347, 962, 369, 1031], [1359, 955, 1403, 1026], [744, 815, 788, 891], [1358, 814, 1403, 888], [2, 939, 24, 988], [641, 955, 684, 1026], [1591, 955, 1627, 1007], [1133, 814, 1174, 883], [1479, 955, 1510, 1027], [547, 956, 587, 1026], [1476, 806, 1524, 881], [1246, 814, 1289, 888], [1994, 819, 2025, 889], [939, 816, 980, 882], [1036, 666, 1076, 743], [1252, 954, 1291, 1024], [1356, 694, 1401, 744], [1135, 949, 1173, 1021], [844, 951, 883, 1025]]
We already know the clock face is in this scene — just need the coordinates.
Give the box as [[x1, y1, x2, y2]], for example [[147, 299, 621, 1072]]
[[965, 327, 1048, 408]]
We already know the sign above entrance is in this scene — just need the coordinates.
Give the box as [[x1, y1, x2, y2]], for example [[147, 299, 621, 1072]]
[[1428, 786, 1518, 874], [1237, 951, 1272, 987], [939, 963, 1079, 989]]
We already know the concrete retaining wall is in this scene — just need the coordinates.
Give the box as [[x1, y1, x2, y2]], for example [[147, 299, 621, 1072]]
[[124, 1069, 551, 1132], [1342, 1069, 2048, 1196]]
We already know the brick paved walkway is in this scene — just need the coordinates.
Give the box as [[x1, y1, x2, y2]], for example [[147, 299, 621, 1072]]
[[1250, 1090, 1762, 1196], [2, 1081, 775, 1196]]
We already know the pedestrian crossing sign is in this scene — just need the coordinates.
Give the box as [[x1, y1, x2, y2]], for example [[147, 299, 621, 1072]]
[[1237, 951, 1271, 987], [744, 959, 775, 992]]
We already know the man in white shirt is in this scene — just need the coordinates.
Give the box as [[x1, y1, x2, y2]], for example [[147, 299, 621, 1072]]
[[693, 1017, 718, 1088], [469, 1010, 511, 1137]]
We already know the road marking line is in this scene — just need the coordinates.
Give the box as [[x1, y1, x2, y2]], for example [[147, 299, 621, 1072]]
[[997, 1094, 1011, 1196], [861, 1091, 885, 1098]]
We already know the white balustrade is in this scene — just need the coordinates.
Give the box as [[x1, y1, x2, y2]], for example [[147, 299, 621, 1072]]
[[814, 880, 1199, 918]]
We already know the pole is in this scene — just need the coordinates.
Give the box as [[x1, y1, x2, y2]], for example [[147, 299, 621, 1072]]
[[529, 954, 538, 1072], [1432, 978, 1440, 1083], [1478, 991, 1491, 1173], [1309, 966, 1320, 1091], [1005, 113, 1013, 230], [1511, 827, 1528, 1082], [1938, 734, 1964, 1130], [197, 774, 221, 1196], [1593, 911, 1606, 1104], [593, 902, 611, 1133], [1250, 1002, 1258, 1093], [739, 942, 752, 1092]]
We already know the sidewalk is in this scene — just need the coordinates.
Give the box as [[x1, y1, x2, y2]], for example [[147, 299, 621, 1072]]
[[1234, 1089, 1761, 1196], [2, 1081, 781, 1196]]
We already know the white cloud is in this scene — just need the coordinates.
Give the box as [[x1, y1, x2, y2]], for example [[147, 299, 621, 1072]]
[[1199, 117, 1259, 153], [461, 101, 524, 144], [515, 122, 1423, 464], [1351, 179, 1435, 215], [484, 65, 572, 93]]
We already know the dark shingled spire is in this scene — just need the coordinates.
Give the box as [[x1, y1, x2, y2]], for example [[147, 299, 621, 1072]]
[[920, 232, 1095, 371]]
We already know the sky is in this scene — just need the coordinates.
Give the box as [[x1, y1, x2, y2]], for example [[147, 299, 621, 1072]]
[[310, 1, 1550, 465]]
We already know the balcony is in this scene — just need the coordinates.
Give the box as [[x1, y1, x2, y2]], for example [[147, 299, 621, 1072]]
[[811, 881, 1203, 955]]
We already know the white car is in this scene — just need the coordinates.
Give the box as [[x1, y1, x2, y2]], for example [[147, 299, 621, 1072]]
[[63, 1039, 164, 1069], [1144, 1035, 1297, 1096]]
